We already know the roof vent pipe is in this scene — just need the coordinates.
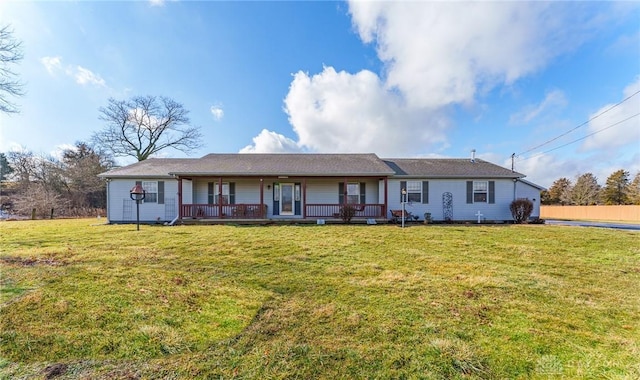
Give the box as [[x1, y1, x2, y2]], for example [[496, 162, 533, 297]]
[[470, 149, 476, 163]]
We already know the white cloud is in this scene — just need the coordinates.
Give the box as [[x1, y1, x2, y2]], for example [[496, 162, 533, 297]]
[[509, 90, 568, 125], [149, 0, 165, 7], [40, 56, 62, 75], [210, 105, 224, 121], [347, 2, 582, 109], [259, 2, 600, 158], [40, 56, 106, 87], [582, 77, 640, 151], [240, 129, 302, 153], [281, 67, 450, 156], [73, 66, 106, 87]]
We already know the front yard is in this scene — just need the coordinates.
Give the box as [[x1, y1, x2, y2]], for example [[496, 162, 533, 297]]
[[0, 219, 638, 379]]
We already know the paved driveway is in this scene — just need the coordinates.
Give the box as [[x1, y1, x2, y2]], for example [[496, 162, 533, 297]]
[[545, 219, 640, 231]]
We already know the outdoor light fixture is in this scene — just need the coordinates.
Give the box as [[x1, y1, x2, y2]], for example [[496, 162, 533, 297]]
[[129, 184, 146, 231], [401, 188, 407, 228]]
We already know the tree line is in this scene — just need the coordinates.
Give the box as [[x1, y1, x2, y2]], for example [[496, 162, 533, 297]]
[[0, 143, 114, 218], [0, 95, 202, 218], [541, 170, 640, 205]]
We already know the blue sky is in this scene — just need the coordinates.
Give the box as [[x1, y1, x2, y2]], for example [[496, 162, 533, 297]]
[[1, 1, 638, 188]]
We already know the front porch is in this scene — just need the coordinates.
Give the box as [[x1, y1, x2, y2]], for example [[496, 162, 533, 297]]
[[181, 203, 387, 220], [176, 175, 390, 222]]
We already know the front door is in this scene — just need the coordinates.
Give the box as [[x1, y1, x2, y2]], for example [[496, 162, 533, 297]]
[[280, 183, 294, 215]]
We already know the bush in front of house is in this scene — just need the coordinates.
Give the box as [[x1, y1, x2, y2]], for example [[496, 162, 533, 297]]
[[510, 198, 534, 224], [339, 204, 356, 223]]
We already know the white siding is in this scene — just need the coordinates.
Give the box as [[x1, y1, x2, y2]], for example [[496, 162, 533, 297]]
[[106, 178, 179, 223], [388, 178, 531, 222]]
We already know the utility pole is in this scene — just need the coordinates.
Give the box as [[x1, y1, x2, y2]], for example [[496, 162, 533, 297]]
[[511, 153, 515, 172]]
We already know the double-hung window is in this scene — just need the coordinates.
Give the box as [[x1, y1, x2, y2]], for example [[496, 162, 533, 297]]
[[400, 181, 429, 203], [347, 183, 361, 204], [467, 180, 495, 204], [406, 181, 422, 203], [142, 181, 158, 203], [473, 181, 488, 203], [208, 182, 230, 204]]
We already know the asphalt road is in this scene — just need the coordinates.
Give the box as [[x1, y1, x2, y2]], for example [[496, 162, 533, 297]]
[[545, 219, 640, 231]]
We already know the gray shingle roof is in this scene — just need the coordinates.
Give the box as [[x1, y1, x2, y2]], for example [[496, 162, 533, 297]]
[[382, 158, 523, 178], [98, 158, 197, 178], [98, 154, 525, 179], [171, 153, 395, 176]]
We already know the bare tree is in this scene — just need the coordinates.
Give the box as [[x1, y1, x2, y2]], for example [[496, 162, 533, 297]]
[[0, 25, 25, 114], [92, 95, 203, 161]]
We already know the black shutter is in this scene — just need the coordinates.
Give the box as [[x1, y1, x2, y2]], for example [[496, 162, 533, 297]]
[[272, 183, 279, 215], [360, 182, 366, 204], [294, 182, 301, 215], [422, 181, 429, 204], [208, 182, 214, 204], [158, 181, 164, 204], [229, 182, 235, 204], [338, 182, 345, 204], [488, 181, 495, 204], [400, 181, 407, 202], [466, 181, 473, 204]]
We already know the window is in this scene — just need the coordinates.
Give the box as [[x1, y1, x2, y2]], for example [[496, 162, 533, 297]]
[[473, 181, 488, 203], [400, 181, 428, 203], [406, 181, 422, 203], [142, 181, 158, 203], [208, 182, 230, 204], [347, 183, 360, 204]]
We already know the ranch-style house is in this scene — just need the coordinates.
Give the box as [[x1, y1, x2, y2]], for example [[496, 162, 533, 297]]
[[98, 153, 543, 224]]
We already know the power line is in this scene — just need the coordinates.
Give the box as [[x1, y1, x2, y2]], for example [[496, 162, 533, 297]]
[[515, 89, 640, 157], [517, 112, 640, 162]]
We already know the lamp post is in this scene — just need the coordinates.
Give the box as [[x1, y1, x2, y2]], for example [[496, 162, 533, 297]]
[[130, 184, 146, 231], [401, 188, 407, 228]]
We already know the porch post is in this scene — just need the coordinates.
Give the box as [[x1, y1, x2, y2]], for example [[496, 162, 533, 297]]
[[260, 178, 264, 218], [383, 177, 388, 219], [178, 177, 183, 219], [343, 177, 348, 205], [218, 177, 223, 218], [302, 178, 307, 218]]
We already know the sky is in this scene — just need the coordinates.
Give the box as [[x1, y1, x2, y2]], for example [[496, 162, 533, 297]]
[[0, 1, 639, 188]]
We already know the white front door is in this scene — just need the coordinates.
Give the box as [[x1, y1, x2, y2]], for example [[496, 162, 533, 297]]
[[280, 183, 294, 215]]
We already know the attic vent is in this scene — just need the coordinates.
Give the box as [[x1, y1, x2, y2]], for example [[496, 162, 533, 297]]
[[470, 149, 476, 163]]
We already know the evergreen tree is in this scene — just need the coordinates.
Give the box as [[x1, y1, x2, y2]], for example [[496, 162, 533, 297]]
[[601, 169, 630, 205], [547, 177, 572, 205], [570, 173, 600, 205], [628, 172, 640, 205], [0, 152, 13, 181]]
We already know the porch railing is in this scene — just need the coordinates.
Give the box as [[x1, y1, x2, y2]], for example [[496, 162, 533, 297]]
[[305, 204, 385, 218], [182, 204, 267, 219]]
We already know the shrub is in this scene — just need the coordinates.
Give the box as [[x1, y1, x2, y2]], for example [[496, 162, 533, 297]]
[[339, 204, 356, 223], [510, 198, 533, 224]]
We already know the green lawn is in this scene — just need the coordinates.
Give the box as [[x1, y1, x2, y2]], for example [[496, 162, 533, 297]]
[[0, 219, 638, 379]]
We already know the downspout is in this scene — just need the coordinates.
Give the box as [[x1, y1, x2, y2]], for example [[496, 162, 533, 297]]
[[513, 178, 518, 201]]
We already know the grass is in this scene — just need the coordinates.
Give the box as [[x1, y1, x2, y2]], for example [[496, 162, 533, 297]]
[[0, 219, 638, 379]]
